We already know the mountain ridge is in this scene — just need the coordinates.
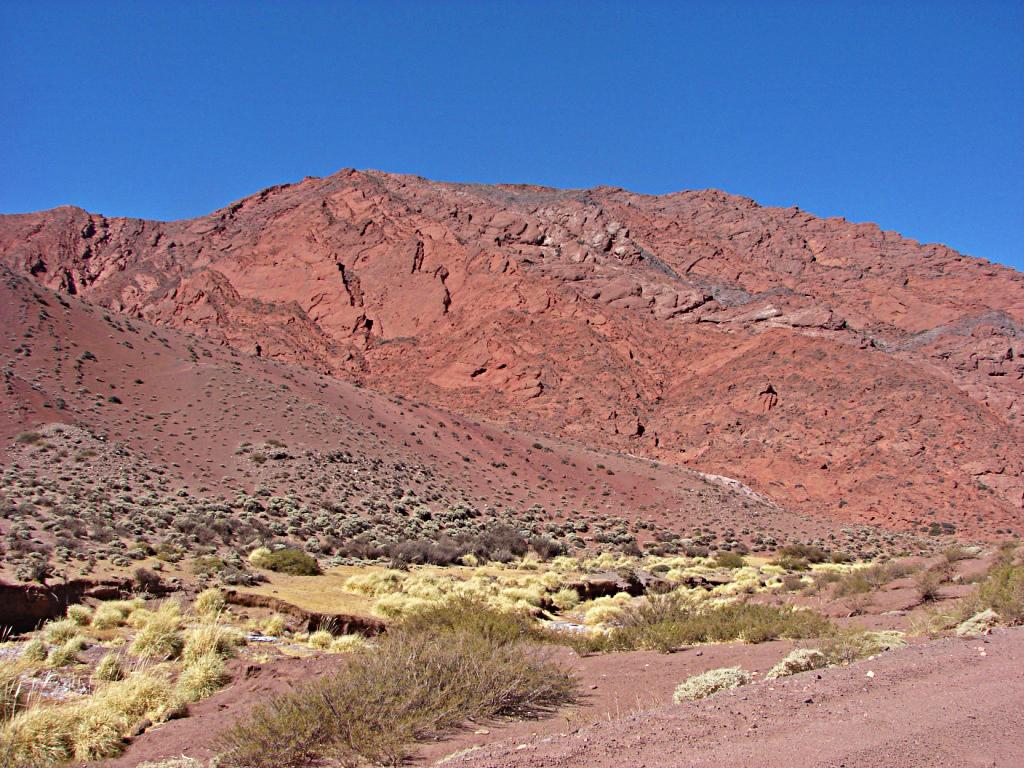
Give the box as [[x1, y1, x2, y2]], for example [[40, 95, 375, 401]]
[[2, 168, 1021, 537]]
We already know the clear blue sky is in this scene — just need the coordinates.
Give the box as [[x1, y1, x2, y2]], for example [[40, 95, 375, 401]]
[[2, 1, 1022, 269]]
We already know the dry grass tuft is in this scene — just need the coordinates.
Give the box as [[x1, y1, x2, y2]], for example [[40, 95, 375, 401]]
[[177, 653, 229, 702], [194, 588, 226, 618], [130, 602, 184, 660]]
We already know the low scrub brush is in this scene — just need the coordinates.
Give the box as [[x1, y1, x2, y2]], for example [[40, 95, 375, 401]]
[[218, 621, 576, 768], [765, 648, 827, 680], [673, 667, 751, 702]]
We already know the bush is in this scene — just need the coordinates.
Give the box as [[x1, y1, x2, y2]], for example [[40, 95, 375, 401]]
[[134, 566, 163, 593], [21, 638, 47, 664], [765, 648, 826, 680], [92, 601, 135, 630], [820, 628, 905, 665], [567, 595, 833, 654], [262, 614, 286, 637], [217, 620, 576, 767], [328, 635, 369, 653], [714, 552, 746, 569], [250, 548, 321, 576], [400, 598, 534, 646], [130, 602, 184, 660], [93, 653, 125, 683], [43, 619, 79, 645], [306, 630, 333, 650], [47, 640, 82, 668], [183, 622, 243, 664], [964, 560, 1024, 625], [914, 570, 943, 602], [0, 669, 181, 763], [673, 667, 751, 702], [1, 659, 28, 723], [551, 588, 580, 612], [777, 544, 831, 564]]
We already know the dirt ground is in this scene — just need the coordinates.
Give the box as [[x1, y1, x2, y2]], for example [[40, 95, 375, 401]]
[[99, 624, 1023, 768]]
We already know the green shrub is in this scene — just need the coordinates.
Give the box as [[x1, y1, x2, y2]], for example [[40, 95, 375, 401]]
[[250, 548, 320, 576], [714, 552, 746, 569], [966, 560, 1024, 625]]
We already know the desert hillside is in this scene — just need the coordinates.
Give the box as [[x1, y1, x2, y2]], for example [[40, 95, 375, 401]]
[[1, 169, 1022, 536]]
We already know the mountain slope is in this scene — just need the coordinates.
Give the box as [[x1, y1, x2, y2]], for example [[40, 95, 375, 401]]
[[7, 264, 846, 584], [1, 169, 1021, 536]]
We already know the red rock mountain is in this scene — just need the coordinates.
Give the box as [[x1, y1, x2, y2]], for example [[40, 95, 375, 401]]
[[1, 169, 1021, 537]]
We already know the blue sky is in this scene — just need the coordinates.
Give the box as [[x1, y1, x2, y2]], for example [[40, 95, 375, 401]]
[[2, 1, 1022, 269]]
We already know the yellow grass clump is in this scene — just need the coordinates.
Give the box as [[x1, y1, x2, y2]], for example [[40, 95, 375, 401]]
[[261, 614, 286, 637], [177, 652, 229, 701], [42, 619, 79, 645], [329, 634, 370, 653], [307, 630, 334, 650], [194, 588, 226, 618], [66, 604, 93, 627], [0, 669, 181, 763], [130, 601, 185, 660], [183, 622, 244, 664]]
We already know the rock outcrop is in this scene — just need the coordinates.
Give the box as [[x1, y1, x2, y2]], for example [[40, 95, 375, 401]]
[[2, 169, 1022, 535]]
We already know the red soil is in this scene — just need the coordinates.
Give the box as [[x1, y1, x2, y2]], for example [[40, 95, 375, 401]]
[[2, 170, 1021, 536], [447, 628, 1024, 768], [96, 627, 1024, 768]]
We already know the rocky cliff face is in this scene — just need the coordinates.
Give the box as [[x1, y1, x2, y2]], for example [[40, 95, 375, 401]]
[[2, 169, 1021, 535]]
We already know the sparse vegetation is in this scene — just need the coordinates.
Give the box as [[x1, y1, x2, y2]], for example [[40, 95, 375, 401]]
[[217, 617, 577, 768], [249, 547, 321, 576], [765, 647, 827, 679], [558, 593, 832, 654], [673, 667, 751, 702]]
